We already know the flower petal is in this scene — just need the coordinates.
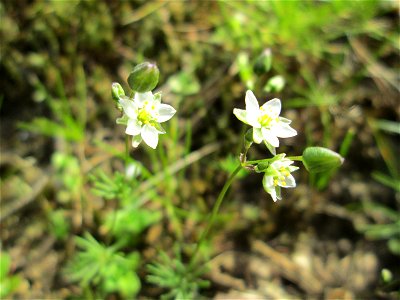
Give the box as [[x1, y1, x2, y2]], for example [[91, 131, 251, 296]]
[[273, 123, 297, 138], [233, 108, 248, 125], [134, 92, 154, 107], [264, 141, 276, 155], [279, 117, 292, 124], [153, 122, 166, 134], [261, 98, 281, 118], [246, 114, 261, 128], [141, 124, 159, 149], [283, 174, 296, 188], [126, 119, 142, 136], [275, 186, 282, 200], [262, 175, 277, 201], [157, 104, 176, 122], [261, 128, 279, 147], [245, 90, 260, 116], [119, 96, 138, 119], [131, 135, 142, 148], [253, 128, 263, 144]]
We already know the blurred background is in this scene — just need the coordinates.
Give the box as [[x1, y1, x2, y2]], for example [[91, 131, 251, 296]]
[[1, 0, 399, 299]]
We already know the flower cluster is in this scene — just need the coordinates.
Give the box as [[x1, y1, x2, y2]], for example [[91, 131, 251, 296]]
[[234, 90, 298, 202], [117, 92, 176, 149]]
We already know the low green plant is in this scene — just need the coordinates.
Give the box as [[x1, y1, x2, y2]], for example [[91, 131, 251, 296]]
[[65, 233, 140, 299], [147, 245, 210, 300], [0, 252, 21, 298]]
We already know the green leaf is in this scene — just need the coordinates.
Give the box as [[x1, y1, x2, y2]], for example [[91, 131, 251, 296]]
[[388, 239, 400, 256], [302, 147, 344, 173], [168, 72, 200, 95], [0, 253, 10, 278]]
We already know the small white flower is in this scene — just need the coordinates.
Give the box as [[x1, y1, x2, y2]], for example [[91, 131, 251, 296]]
[[262, 157, 299, 202], [118, 91, 176, 149], [233, 90, 297, 155]]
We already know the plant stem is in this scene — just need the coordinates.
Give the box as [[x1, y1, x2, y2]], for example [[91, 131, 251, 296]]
[[243, 158, 272, 165], [287, 155, 303, 161], [125, 135, 130, 168], [107, 136, 130, 245], [190, 163, 242, 267]]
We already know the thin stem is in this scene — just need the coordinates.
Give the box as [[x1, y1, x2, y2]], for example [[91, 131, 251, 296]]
[[125, 135, 130, 168], [108, 135, 130, 245], [190, 163, 242, 267], [287, 155, 303, 161], [243, 158, 272, 165]]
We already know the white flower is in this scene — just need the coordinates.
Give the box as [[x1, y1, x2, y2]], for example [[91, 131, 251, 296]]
[[233, 90, 297, 155], [118, 91, 176, 149], [262, 157, 299, 202]]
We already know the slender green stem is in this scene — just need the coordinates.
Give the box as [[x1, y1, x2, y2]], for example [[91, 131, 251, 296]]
[[243, 158, 272, 165], [287, 155, 303, 161], [125, 135, 130, 167], [108, 136, 130, 244], [190, 163, 242, 266]]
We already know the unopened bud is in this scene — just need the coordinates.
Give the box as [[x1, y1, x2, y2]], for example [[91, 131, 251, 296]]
[[302, 147, 344, 173], [127, 62, 160, 93], [264, 75, 285, 93], [254, 48, 272, 75], [111, 82, 125, 101]]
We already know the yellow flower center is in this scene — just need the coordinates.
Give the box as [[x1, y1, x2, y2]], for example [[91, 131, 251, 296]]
[[137, 100, 158, 125], [259, 114, 273, 127], [138, 108, 153, 125], [258, 108, 279, 128], [273, 166, 291, 187]]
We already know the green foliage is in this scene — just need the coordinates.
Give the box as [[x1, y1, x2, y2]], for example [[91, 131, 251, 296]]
[[147, 246, 210, 300], [51, 153, 82, 204], [89, 170, 135, 203], [219, 154, 248, 179], [356, 203, 400, 256], [168, 71, 201, 96], [0, 252, 21, 298], [48, 209, 70, 240], [65, 233, 141, 298], [105, 207, 161, 241], [18, 68, 86, 143], [369, 118, 400, 190]]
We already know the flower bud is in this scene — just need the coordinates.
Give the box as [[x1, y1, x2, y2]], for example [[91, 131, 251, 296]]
[[264, 75, 285, 93], [127, 62, 160, 93], [111, 82, 125, 101], [302, 147, 344, 173], [254, 48, 272, 75], [244, 129, 253, 150], [255, 162, 269, 173]]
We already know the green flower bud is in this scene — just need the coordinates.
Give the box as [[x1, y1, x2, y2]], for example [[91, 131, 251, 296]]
[[255, 162, 269, 173], [381, 269, 393, 283], [254, 48, 272, 75], [264, 75, 285, 93], [111, 82, 125, 101], [244, 129, 253, 150], [127, 62, 160, 93], [302, 147, 344, 173]]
